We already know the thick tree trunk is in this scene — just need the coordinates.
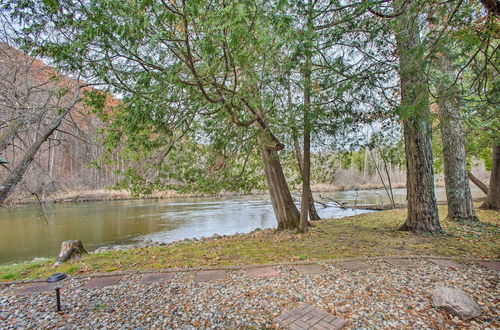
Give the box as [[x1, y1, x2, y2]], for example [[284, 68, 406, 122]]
[[395, 0, 442, 234], [437, 56, 477, 222], [261, 146, 300, 230], [481, 145, 500, 209], [399, 120, 442, 234], [467, 170, 488, 195]]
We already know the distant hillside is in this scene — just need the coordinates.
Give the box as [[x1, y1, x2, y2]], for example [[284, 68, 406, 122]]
[[0, 43, 122, 203]]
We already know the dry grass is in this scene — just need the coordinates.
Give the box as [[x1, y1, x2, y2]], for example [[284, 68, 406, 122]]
[[9, 189, 220, 205], [311, 183, 407, 192], [0, 206, 498, 282]]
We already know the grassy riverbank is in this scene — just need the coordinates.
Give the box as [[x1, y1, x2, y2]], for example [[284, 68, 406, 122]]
[[1, 206, 498, 282]]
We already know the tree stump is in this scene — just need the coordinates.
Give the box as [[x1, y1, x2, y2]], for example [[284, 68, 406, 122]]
[[54, 240, 87, 265]]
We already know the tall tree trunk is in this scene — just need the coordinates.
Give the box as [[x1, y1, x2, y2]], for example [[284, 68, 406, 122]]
[[0, 102, 76, 205], [299, 0, 319, 229], [298, 0, 316, 232], [399, 120, 441, 234], [293, 138, 321, 220], [437, 55, 478, 222], [299, 49, 311, 233], [395, 0, 442, 234], [261, 145, 300, 230], [481, 145, 500, 209], [467, 170, 488, 195], [288, 57, 319, 223]]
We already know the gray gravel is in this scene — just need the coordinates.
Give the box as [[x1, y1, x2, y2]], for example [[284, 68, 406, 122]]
[[1, 259, 498, 329]]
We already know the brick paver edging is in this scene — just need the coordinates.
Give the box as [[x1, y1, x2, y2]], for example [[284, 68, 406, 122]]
[[1, 255, 498, 287]]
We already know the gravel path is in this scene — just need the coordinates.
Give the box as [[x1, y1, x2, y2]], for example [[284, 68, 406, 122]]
[[1, 258, 498, 329]]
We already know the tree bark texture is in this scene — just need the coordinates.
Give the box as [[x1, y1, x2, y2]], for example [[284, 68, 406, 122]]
[[293, 138, 321, 220], [261, 146, 300, 230], [467, 170, 488, 195], [395, 0, 442, 234], [299, 23, 313, 233], [399, 120, 442, 234], [481, 145, 500, 209], [297, 0, 319, 228], [54, 240, 88, 265], [437, 55, 477, 222]]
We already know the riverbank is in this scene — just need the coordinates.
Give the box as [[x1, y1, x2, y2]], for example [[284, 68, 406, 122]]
[[1, 205, 498, 282], [3, 181, 446, 207], [4, 189, 216, 206]]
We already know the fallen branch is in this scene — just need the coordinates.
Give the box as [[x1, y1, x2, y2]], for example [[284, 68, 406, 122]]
[[319, 195, 347, 209], [314, 199, 330, 208], [467, 170, 488, 195]]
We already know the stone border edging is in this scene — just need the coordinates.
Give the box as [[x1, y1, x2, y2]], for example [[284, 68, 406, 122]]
[[1, 255, 498, 287]]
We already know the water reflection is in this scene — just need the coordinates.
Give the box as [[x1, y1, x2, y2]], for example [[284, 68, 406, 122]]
[[0, 187, 485, 264]]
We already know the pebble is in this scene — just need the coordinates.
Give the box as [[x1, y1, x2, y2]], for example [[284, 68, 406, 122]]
[[93, 228, 270, 253]]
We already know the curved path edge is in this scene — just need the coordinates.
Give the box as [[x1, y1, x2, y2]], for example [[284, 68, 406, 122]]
[[1, 254, 498, 286]]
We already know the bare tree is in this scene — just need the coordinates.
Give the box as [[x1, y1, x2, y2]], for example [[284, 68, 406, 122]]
[[0, 40, 84, 205]]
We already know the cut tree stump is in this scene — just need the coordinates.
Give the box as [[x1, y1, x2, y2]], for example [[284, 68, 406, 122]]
[[54, 240, 87, 265]]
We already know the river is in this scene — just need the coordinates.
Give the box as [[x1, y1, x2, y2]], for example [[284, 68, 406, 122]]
[[0, 187, 484, 265]]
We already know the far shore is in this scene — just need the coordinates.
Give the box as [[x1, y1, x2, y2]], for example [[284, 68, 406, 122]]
[[3, 182, 421, 207]]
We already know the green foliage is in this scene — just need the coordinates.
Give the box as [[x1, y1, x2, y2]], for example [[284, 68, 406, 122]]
[[425, 0, 499, 166], [105, 126, 266, 196], [82, 89, 109, 121], [352, 151, 365, 173], [3, 0, 303, 196], [2, 0, 496, 198], [339, 152, 352, 170]]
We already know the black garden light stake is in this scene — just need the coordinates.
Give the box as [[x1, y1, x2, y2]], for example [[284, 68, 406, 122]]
[[46, 273, 67, 312]]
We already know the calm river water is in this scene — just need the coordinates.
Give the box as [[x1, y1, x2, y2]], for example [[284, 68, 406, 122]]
[[0, 187, 484, 265]]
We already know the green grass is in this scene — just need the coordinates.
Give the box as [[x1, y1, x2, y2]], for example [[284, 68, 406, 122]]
[[0, 259, 48, 280], [1, 206, 498, 282]]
